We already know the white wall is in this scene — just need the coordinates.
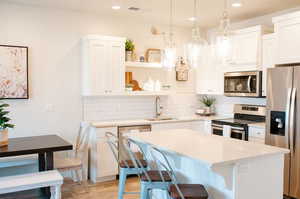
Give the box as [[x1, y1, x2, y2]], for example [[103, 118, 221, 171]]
[[0, 2, 196, 143]]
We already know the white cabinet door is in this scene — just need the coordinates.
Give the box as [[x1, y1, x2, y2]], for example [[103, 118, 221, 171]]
[[273, 14, 300, 64], [249, 126, 265, 144], [109, 41, 125, 94], [227, 26, 266, 71], [262, 34, 275, 96], [82, 39, 108, 96], [197, 45, 224, 95], [82, 35, 125, 96], [90, 127, 118, 183], [96, 139, 119, 177]]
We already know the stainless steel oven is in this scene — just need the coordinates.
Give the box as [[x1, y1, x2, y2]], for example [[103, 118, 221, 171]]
[[211, 124, 246, 140], [224, 71, 262, 97]]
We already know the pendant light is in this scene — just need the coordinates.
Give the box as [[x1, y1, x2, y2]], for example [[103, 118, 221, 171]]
[[162, 0, 177, 70], [185, 0, 207, 69], [216, 0, 233, 61]]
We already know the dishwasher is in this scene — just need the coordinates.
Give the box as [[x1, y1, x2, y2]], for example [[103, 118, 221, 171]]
[[118, 125, 151, 163]]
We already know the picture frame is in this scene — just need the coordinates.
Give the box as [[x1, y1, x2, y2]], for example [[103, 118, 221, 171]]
[[0, 45, 29, 99], [145, 48, 161, 63]]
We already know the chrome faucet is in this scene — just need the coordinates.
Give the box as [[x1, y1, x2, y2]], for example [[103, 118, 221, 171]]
[[155, 96, 163, 118]]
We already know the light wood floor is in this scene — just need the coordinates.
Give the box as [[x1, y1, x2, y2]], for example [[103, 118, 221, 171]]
[[62, 177, 140, 199]]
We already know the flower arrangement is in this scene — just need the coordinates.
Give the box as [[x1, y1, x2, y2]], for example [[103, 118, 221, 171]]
[[200, 95, 216, 107]]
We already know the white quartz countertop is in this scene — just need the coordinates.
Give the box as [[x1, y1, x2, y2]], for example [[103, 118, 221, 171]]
[[89, 115, 227, 128], [128, 129, 289, 167]]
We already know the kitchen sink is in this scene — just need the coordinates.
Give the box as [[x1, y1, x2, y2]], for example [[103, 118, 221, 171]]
[[146, 117, 176, 121]]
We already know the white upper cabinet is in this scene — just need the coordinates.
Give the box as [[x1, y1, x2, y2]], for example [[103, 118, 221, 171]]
[[262, 34, 275, 96], [82, 35, 125, 96], [226, 25, 271, 72], [197, 45, 224, 95], [273, 11, 300, 64]]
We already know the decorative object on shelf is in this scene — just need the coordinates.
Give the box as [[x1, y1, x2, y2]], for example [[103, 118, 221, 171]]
[[139, 56, 145, 62], [215, 0, 233, 61], [0, 101, 14, 147], [142, 77, 155, 91], [162, 0, 177, 70], [200, 95, 216, 115], [0, 45, 28, 99], [145, 48, 161, 63], [185, 0, 207, 68], [125, 39, 135, 61], [125, 72, 142, 91], [176, 57, 189, 81]]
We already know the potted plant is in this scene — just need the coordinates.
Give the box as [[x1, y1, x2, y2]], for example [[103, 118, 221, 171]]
[[0, 102, 14, 147], [125, 39, 135, 61], [200, 95, 216, 115]]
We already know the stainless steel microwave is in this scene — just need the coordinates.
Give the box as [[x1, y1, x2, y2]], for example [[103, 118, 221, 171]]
[[224, 71, 262, 97]]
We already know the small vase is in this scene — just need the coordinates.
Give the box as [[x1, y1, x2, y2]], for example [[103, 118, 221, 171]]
[[126, 51, 133, 61], [204, 107, 212, 114], [0, 129, 8, 147]]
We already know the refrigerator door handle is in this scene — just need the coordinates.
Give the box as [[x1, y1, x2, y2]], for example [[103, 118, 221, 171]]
[[286, 88, 293, 149], [290, 88, 297, 153]]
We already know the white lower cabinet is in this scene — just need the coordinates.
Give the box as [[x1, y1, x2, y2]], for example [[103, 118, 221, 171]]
[[90, 127, 118, 183], [248, 126, 265, 144]]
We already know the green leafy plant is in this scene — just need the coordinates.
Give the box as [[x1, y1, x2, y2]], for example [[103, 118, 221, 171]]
[[125, 39, 135, 51], [200, 95, 216, 107], [0, 102, 14, 130]]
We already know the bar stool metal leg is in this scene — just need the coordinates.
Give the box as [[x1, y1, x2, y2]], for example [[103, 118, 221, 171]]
[[118, 168, 128, 199]]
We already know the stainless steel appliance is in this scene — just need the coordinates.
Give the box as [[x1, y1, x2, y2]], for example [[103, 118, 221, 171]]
[[265, 65, 300, 198], [118, 125, 151, 161], [212, 104, 266, 141], [224, 71, 262, 97]]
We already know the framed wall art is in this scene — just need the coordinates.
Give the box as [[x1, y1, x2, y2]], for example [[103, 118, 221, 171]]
[[145, 48, 161, 63], [0, 45, 29, 99]]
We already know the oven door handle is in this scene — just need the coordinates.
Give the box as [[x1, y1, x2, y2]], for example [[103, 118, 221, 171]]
[[247, 76, 252, 93]]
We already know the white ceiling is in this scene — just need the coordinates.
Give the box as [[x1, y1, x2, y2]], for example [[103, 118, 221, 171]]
[[5, 0, 300, 28]]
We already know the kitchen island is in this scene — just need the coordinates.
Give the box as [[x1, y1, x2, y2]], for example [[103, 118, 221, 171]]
[[128, 129, 289, 199]]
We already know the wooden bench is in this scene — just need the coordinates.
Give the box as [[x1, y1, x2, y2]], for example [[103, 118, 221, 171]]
[[0, 170, 63, 199]]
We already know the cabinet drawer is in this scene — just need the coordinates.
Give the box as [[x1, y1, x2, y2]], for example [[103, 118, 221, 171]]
[[96, 127, 118, 139], [249, 127, 265, 139]]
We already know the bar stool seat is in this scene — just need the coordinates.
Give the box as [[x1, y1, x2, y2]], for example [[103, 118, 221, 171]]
[[169, 184, 209, 199], [119, 159, 148, 168], [141, 170, 172, 182]]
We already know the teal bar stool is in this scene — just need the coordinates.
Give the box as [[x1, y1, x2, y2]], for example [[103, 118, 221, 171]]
[[124, 138, 172, 199], [105, 132, 148, 199], [149, 146, 209, 199]]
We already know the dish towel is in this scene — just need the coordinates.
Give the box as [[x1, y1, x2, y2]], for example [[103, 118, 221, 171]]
[[223, 125, 232, 138]]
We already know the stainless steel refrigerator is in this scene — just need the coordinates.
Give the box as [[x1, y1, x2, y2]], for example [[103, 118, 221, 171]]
[[266, 65, 300, 198]]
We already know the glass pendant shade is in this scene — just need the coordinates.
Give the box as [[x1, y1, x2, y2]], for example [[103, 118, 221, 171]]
[[162, 47, 177, 69], [162, 0, 177, 70], [185, 27, 207, 68], [216, 7, 233, 61]]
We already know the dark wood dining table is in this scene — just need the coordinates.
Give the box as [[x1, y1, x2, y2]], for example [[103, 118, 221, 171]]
[[0, 135, 73, 199]]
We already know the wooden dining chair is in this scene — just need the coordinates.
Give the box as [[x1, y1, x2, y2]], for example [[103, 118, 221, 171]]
[[54, 122, 90, 183]]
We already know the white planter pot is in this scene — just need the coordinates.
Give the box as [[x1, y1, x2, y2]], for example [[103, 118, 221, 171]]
[[126, 51, 133, 61], [0, 129, 8, 147]]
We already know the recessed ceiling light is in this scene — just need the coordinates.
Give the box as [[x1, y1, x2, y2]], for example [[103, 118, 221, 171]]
[[188, 17, 196, 21], [112, 5, 121, 10], [231, 0, 242, 7], [232, 2, 242, 7]]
